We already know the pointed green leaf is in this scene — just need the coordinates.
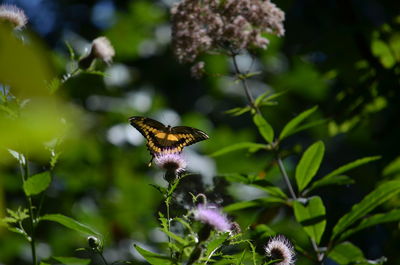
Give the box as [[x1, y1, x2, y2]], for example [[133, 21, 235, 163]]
[[383, 156, 400, 176], [40, 214, 100, 236], [253, 114, 274, 143], [321, 156, 380, 181], [134, 244, 173, 265], [328, 242, 365, 265], [53, 257, 91, 265], [224, 106, 251, 116], [204, 233, 229, 258], [279, 106, 318, 140], [306, 175, 354, 194], [306, 156, 380, 194], [293, 196, 326, 244], [209, 142, 269, 157], [23, 171, 51, 196], [331, 180, 400, 240], [295, 141, 325, 192], [339, 208, 400, 241]]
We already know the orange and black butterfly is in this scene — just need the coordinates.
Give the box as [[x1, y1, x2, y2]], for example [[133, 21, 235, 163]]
[[129, 116, 209, 158]]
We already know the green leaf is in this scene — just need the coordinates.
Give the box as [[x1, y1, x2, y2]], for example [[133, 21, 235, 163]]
[[295, 141, 325, 192], [306, 156, 380, 194], [293, 196, 326, 244], [339, 208, 400, 241], [253, 114, 274, 143], [224, 106, 251, 116], [204, 233, 229, 258], [221, 174, 287, 200], [40, 214, 100, 236], [134, 244, 173, 265], [255, 90, 287, 107], [305, 175, 354, 194], [331, 180, 400, 240], [224, 197, 285, 213], [279, 106, 318, 140], [328, 242, 365, 265], [53, 257, 91, 265], [321, 156, 381, 181], [23, 171, 51, 196], [383, 156, 400, 176], [209, 142, 269, 157]]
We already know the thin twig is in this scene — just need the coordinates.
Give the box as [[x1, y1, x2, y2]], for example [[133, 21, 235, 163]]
[[276, 156, 297, 200], [231, 54, 261, 114], [21, 161, 37, 265]]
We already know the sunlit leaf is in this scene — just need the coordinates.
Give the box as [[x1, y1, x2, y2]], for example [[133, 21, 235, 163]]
[[134, 244, 173, 265], [279, 106, 318, 140], [209, 142, 269, 157], [331, 180, 400, 240], [224, 106, 251, 116], [40, 214, 100, 236], [295, 141, 325, 192], [23, 171, 51, 196], [253, 114, 274, 143], [293, 196, 326, 244]]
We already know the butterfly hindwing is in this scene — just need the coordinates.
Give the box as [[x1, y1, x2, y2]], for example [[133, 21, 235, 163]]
[[129, 116, 209, 156]]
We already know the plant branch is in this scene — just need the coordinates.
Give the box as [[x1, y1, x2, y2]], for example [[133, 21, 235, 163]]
[[21, 161, 37, 265], [231, 54, 261, 114], [276, 156, 297, 200]]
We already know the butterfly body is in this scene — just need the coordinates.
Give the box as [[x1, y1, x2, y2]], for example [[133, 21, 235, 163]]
[[129, 116, 209, 157]]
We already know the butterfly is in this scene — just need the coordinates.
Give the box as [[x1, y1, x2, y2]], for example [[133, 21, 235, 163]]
[[129, 116, 209, 159]]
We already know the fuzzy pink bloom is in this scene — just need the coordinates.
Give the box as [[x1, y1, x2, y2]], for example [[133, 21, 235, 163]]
[[154, 153, 186, 174], [0, 4, 28, 29], [265, 235, 295, 265], [171, 0, 285, 63], [91, 36, 115, 64], [194, 204, 231, 232]]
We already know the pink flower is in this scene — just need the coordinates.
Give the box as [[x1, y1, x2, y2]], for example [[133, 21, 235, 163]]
[[194, 204, 231, 232], [265, 235, 295, 265], [154, 153, 186, 174], [0, 4, 28, 30]]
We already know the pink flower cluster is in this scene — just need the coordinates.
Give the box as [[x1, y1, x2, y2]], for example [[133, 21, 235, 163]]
[[171, 0, 285, 63]]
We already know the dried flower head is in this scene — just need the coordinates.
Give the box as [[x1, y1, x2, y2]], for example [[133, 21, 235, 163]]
[[91, 36, 115, 64], [190, 61, 205, 79], [0, 4, 28, 30], [171, 0, 285, 63], [194, 204, 231, 232], [154, 153, 187, 174], [265, 235, 295, 265]]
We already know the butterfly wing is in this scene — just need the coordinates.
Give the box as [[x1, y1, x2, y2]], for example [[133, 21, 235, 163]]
[[129, 117, 209, 156], [170, 126, 209, 152], [129, 116, 168, 155]]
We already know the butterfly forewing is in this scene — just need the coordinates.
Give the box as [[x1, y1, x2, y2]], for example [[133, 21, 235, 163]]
[[129, 116, 209, 156]]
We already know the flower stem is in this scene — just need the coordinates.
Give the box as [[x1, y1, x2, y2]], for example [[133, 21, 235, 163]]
[[21, 161, 37, 265], [97, 250, 109, 265], [231, 54, 261, 114], [276, 156, 297, 200]]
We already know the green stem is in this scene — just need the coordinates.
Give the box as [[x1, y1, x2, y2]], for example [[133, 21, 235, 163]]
[[97, 250, 109, 265], [276, 156, 297, 200], [231, 54, 261, 114], [22, 161, 37, 265]]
